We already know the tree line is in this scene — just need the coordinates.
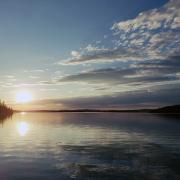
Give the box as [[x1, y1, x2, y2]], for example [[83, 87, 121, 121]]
[[0, 100, 13, 117]]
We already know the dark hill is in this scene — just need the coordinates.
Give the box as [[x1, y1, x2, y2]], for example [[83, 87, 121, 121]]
[[151, 105, 180, 114]]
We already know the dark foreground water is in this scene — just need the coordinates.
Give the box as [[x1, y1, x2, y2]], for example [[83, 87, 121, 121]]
[[0, 112, 180, 180]]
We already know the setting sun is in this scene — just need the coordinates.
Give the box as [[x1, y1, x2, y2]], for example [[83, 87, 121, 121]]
[[16, 91, 33, 103]]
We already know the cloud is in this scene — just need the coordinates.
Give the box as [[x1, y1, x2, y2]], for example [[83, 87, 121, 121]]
[[29, 76, 40, 79], [62, 0, 180, 64], [57, 55, 180, 86], [66, 47, 143, 64], [112, 0, 180, 31], [112, 0, 180, 58], [23, 69, 45, 73]]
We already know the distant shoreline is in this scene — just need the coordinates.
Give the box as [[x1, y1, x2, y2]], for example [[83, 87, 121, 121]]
[[15, 105, 180, 114]]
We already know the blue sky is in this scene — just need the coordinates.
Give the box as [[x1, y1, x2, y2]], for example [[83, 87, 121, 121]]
[[0, 0, 179, 110]]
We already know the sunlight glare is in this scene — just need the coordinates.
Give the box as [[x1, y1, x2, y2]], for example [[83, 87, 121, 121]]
[[17, 122, 29, 136]]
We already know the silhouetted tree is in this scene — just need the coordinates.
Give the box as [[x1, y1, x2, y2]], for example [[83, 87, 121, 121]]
[[0, 100, 13, 117]]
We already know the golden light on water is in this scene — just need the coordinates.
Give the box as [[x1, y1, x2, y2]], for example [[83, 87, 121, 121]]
[[21, 112, 27, 115], [17, 122, 29, 136], [16, 91, 33, 103]]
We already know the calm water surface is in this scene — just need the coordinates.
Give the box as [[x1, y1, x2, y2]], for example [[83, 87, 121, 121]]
[[0, 112, 180, 180]]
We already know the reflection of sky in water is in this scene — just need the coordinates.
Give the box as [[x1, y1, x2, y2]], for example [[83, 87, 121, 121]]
[[0, 113, 180, 179]]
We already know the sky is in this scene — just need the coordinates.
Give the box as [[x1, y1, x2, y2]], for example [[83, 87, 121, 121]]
[[0, 0, 179, 110]]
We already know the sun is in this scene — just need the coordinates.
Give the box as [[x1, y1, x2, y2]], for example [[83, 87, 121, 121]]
[[16, 91, 33, 103]]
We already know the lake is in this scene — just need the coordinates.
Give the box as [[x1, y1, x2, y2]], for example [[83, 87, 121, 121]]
[[0, 112, 180, 180]]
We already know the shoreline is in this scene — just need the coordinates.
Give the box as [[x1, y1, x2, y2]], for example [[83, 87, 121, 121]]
[[12, 105, 180, 115]]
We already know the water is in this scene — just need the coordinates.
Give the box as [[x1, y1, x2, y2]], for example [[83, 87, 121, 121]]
[[0, 112, 180, 180]]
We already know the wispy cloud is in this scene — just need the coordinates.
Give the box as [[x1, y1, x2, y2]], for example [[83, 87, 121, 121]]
[[23, 69, 45, 73]]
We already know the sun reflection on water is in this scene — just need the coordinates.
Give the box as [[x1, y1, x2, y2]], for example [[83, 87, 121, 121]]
[[21, 112, 27, 115], [17, 122, 29, 136]]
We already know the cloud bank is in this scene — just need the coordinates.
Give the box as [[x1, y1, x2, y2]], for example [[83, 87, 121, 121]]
[[28, 84, 180, 109], [58, 55, 180, 86]]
